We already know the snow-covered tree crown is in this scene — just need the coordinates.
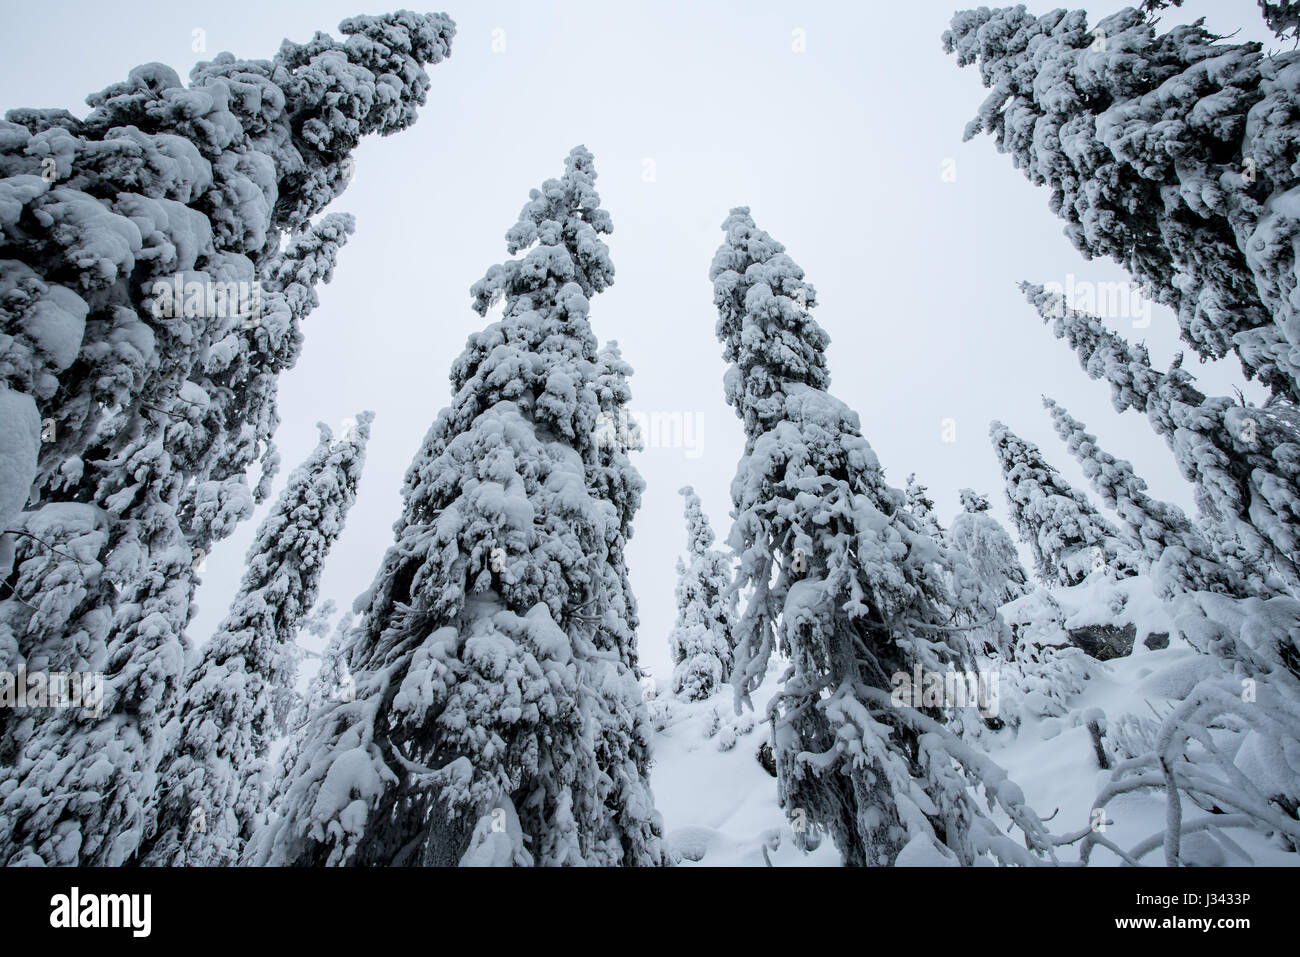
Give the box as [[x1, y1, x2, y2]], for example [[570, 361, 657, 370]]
[[491, 144, 614, 300], [668, 485, 734, 701], [906, 473, 946, 542], [1019, 282, 1163, 418], [948, 487, 1030, 606], [679, 485, 715, 553], [709, 207, 830, 438], [906, 473, 937, 516], [414, 145, 613, 463]]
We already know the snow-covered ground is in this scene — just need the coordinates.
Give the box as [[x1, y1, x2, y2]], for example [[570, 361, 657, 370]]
[[647, 657, 839, 867]]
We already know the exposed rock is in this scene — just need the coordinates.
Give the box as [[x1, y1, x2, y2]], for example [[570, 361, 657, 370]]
[[756, 740, 777, 778], [1067, 622, 1136, 660], [1143, 632, 1170, 651]]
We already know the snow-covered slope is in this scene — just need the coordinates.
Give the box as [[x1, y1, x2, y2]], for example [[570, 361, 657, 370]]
[[647, 657, 839, 867], [649, 572, 1300, 867]]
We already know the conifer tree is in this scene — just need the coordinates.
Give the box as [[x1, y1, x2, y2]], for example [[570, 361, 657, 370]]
[[948, 489, 1031, 605], [266, 610, 356, 831], [990, 420, 1132, 587], [140, 414, 371, 866], [667, 486, 734, 701], [1259, 1, 1300, 40], [584, 341, 660, 868], [714, 207, 1056, 866], [906, 473, 945, 542], [273, 598, 339, 738], [253, 147, 665, 867], [293, 611, 356, 734]]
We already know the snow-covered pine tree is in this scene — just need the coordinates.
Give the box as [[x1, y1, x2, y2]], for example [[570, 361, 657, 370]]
[[667, 486, 735, 701], [584, 339, 662, 868], [1041, 396, 1255, 600], [0, 13, 455, 867], [905, 476, 1013, 660], [990, 419, 1132, 587], [293, 610, 356, 734], [184, 212, 357, 529], [907, 476, 1016, 661], [948, 489, 1031, 605], [592, 342, 644, 642], [714, 207, 1056, 866], [905, 473, 945, 542], [590, 339, 646, 673], [944, 6, 1300, 402], [274, 598, 339, 737], [140, 413, 372, 866], [1023, 281, 1300, 596], [265, 609, 356, 833], [253, 147, 665, 868]]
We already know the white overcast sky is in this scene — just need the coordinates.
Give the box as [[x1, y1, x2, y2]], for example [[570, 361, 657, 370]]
[[0, 0, 1282, 679]]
